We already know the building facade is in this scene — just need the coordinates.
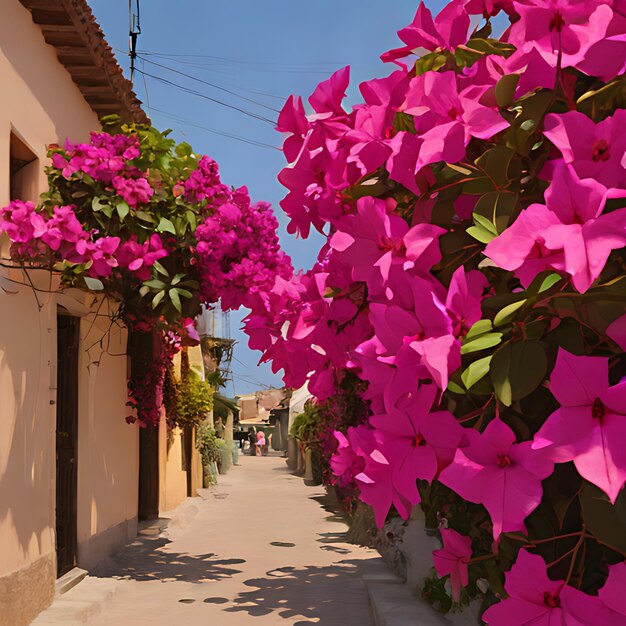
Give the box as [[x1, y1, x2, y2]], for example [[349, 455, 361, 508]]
[[0, 2, 146, 624]]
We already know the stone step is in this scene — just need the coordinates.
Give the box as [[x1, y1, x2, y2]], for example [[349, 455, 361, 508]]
[[32, 577, 118, 624], [364, 575, 452, 626], [55, 567, 88, 596]]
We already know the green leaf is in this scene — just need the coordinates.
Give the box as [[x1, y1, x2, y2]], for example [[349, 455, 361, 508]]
[[465, 37, 516, 58], [447, 380, 466, 395], [134, 211, 156, 224], [185, 210, 197, 231], [461, 332, 503, 355], [472, 211, 499, 236], [524, 271, 563, 299], [139, 285, 150, 298], [157, 217, 177, 235], [446, 163, 475, 176], [92, 197, 105, 212], [467, 225, 496, 244], [414, 51, 449, 76], [116, 200, 130, 221], [143, 279, 166, 290], [495, 74, 520, 108], [494, 299, 527, 327], [171, 273, 185, 286], [175, 141, 193, 158], [101, 204, 114, 218], [490, 340, 547, 406], [537, 273, 562, 293], [461, 356, 493, 389], [580, 481, 626, 555], [393, 112, 417, 133], [151, 290, 166, 309], [475, 146, 515, 188], [152, 260, 169, 277], [580, 482, 626, 555], [176, 288, 193, 299], [474, 192, 518, 233], [169, 288, 182, 313], [465, 319, 494, 341], [84, 276, 104, 291]]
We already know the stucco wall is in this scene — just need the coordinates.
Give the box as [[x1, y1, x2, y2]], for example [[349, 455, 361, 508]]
[[158, 415, 204, 513], [74, 294, 138, 571], [159, 416, 188, 513], [0, 2, 137, 624]]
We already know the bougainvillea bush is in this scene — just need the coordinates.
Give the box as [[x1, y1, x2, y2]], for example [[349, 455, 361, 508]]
[[0, 116, 290, 425], [244, 0, 626, 622]]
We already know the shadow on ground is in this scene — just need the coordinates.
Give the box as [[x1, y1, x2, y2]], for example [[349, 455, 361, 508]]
[[223, 558, 381, 625], [92, 536, 245, 583]]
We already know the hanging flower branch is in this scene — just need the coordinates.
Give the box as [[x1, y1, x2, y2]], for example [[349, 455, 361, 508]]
[[1, 116, 291, 425]]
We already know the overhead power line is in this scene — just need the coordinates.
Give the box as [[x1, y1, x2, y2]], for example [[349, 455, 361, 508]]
[[135, 68, 277, 125], [148, 106, 278, 151], [137, 49, 345, 72], [136, 55, 281, 114]]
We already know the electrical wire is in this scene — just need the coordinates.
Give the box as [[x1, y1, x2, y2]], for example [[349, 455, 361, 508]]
[[137, 49, 345, 73], [136, 55, 281, 114], [135, 68, 277, 125], [147, 106, 278, 151]]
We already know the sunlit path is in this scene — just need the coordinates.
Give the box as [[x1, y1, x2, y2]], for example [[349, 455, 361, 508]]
[[81, 456, 386, 625]]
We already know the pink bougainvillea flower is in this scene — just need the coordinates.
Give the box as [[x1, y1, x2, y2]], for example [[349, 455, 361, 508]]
[[439, 419, 554, 539], [357, 273, 460, 390], [355, 443, 421, 528], [483, 549, 603, 625], [465, 0, 515, 16], [112, 175, 154, 208], [381, 0, 470, 65], [598, 562, 626, 619], [576, 10, 626, 81], [445, 267, 488, 338], [87, 236, 120, 278], [330, 425, 375, 488], [308, 66, 350, 116], [370, 382, 464, 483], [543, 110, 626, 190], [509, 0, 613, 70], [533, 349, 626, 503], [330, 196, 445, 293], [402, 72, 509, 168], [432, 528, 472, 601], [116, 234, 168, 281], [485, 164, 626, 292]]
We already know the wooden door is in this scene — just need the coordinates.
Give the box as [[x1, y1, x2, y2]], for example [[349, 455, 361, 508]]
[[55, 314, 80, 577]]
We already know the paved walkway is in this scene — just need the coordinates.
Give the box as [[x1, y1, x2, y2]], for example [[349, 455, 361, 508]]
[[65, 454, 386, 625]]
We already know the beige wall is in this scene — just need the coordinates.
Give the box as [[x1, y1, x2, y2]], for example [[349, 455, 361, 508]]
[[74, 294, 138, 571], [159, 415, 188, 513], [0, 2, 137, 624], [158, 413, 203, 513]]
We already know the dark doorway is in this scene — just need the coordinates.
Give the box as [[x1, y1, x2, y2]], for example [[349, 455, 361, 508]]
[[131, 329, 160, 521], [55, 314, 80, 577]]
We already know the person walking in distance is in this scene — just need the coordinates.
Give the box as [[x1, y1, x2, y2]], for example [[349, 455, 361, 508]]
[[256, 430, 266, 457]]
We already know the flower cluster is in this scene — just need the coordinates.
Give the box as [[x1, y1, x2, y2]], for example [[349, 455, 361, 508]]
[[182, 155, 229, 205], [51, 131, 153, 208], [195, 187, 293, 311], [245, 0, 626, 621]]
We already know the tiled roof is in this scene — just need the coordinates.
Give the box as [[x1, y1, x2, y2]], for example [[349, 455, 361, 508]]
[[19, 0, 148, 124]]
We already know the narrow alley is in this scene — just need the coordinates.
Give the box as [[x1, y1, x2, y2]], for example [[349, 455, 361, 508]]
[[35, 455, 388, 626]]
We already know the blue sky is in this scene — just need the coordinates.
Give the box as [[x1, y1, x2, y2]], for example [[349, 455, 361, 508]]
[[89, 0, 439, 395]]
